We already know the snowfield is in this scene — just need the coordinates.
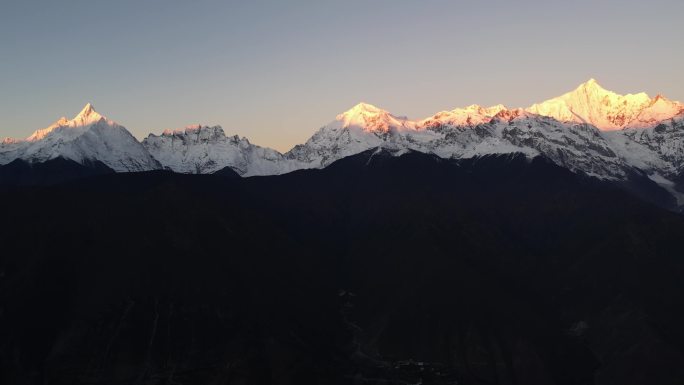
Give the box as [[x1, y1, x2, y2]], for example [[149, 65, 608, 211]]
[[2, 80, 684, 198]]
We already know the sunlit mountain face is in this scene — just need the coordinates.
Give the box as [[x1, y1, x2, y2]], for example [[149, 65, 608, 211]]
[[2, 80, 684, 385], [3, 79, 683, 177], [526, 79, 684, 130], [0, 103, 159, 172], [1, 80, 683, 206]]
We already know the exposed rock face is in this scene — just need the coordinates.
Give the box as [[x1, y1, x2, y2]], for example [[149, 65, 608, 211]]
[[142, 125, 302, 176]]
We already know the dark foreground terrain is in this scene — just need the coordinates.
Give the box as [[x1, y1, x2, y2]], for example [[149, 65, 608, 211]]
[[2, 150, 684, 385]]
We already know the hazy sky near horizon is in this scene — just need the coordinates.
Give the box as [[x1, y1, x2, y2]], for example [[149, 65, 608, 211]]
[[1, 0, 682, 151]]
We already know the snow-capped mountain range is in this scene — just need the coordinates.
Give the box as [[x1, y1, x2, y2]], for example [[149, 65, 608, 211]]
[[142, 125, 304, 176], [285, 80, 684, 183], [2, 79, 684, 201], [0, 104, 159, 172]]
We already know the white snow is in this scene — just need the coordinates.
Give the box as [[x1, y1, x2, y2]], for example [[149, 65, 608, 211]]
[[526, 79, 684, 130], [0, 104, 160, 172], [142, 125, 305, 176], [2, 80, 684, 207]]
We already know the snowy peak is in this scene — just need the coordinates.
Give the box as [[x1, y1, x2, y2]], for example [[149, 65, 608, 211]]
[[336, 102, 413, 132], [142, 124, 298, 176], [420, 104, 508, 127], [492, 108, 531, 122], [1, 104, 160, 172], [525, 79, 682, 130], [583, 78, 599, 87], [572, 78, 631, 98], [463, 104, 507, 115], [27, 119, 66, 142], [577, 78, 606, 92], [27, 103, 108, 141], [575, 78, 650, 107], [3, 79, 684, 193], [339, 102, 384, 116], [629, 94, 684, 127], [71, 103, 103, 126], [2, 137, 23, 145]]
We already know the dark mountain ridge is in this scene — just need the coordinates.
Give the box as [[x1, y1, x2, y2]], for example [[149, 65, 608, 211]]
[[1, 150, 684, 385], [0, 157, 114, 187]]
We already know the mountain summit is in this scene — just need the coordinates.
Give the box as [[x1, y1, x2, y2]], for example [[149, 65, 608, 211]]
[[142, 125, 299, 175], [526, 79, 683, 130], [2, 80, 684, 206], [419, 104, 508, 127], [28, 103, 104, 141], [1, 104, 159, 172], [71, 103, 103, 126], [336, 102, 414, 132]]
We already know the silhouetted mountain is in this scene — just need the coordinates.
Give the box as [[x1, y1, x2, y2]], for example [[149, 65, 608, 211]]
[[2, 150, 684, 385], [615, 169, 679, 211], [675, 171, 684, 194], [213, 164, 242, 178], [0, 157, 114, 187]]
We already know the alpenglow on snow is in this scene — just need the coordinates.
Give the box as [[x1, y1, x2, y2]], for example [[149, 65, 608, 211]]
[[2, 79, 683, 201]]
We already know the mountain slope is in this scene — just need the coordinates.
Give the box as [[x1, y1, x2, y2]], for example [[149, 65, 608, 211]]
[[142, 125, 301, 176], [285, 103, 411, 167], [526, 79, 684, 130], [285, 103, 629, 178], [282, 82, 684, 208], [0, 104, 160, 172], [2, 150, 684, 385], [0, 157, 114, 186], [2, 81, 683, 208], [43, 80, 676, 192]]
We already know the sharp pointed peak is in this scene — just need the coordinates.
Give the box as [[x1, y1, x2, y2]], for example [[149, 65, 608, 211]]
[[68, 102, 105, 127], [26, 104, 110, 141], [74, 103, 99, 119], [576, 78, 606, 91]]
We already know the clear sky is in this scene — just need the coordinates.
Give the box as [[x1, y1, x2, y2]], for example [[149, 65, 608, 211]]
[[1, 0, 682, 152]]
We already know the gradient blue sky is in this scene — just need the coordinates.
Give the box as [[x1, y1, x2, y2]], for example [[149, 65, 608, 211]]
[[1, 0, 682, 151]]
